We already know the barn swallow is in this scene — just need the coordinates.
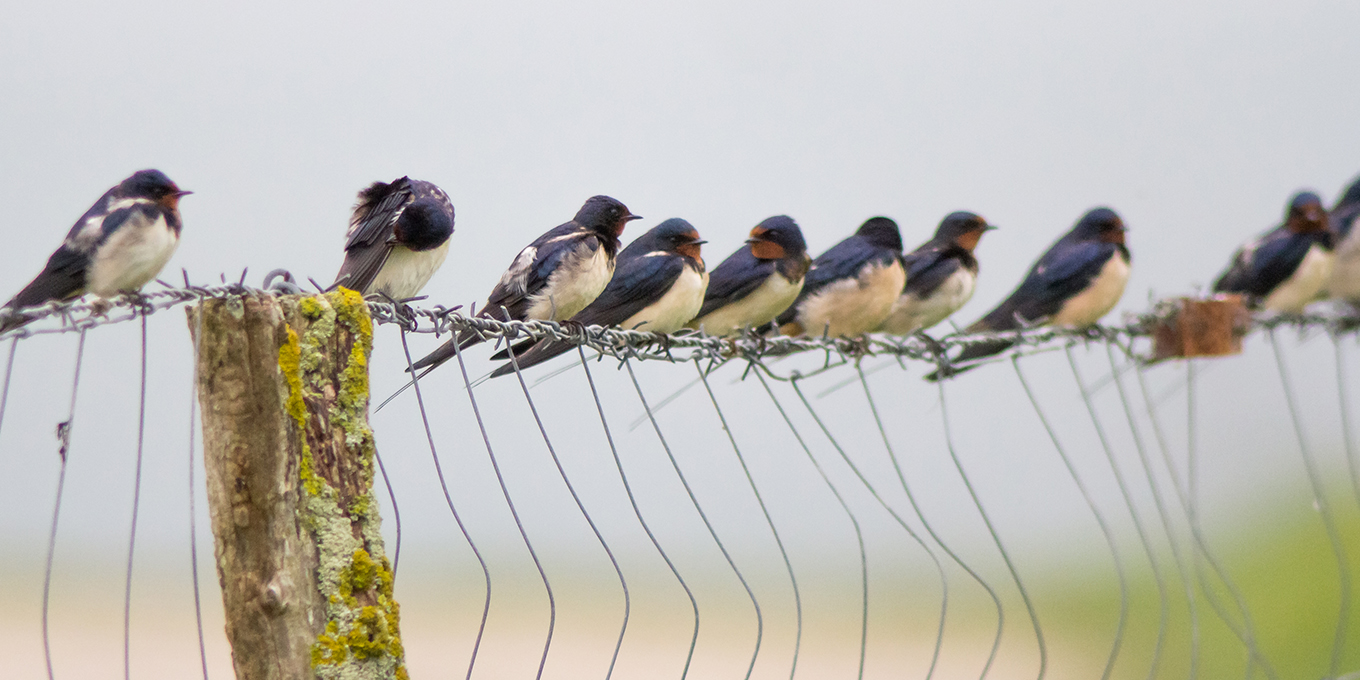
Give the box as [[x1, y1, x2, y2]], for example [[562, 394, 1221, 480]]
[[774, 216, 905, 337], [488, 218, 708, 378], [928, 207, 1130, 380], [332, 177, 454, 300], [686, 215, 810, 337], [878, 211, 994, 335], [1325, 175, 1360, 306], [409, 195, 640, 372], [1, 169, 189, 333], [1214, 191, 1334, 313]]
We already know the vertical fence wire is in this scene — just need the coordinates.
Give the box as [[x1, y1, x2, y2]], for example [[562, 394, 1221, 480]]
[[626, 358, 764, 680], [936, 372, 1046, 680], [755, 369, 869, 680], [457, 337, 556, 680], [398, 330, 491, 680], [1014, 353, 1119, 679], [858, 363, 1005, 680], [42, 328, 88, 680], [1066, 345, 1168, 680], [1176, 359, 1273, 679], [1106, 345, 1199, 680], [578, 349, 700, 680], [1333, 335, 1360, 515], [787, 373, 949, 680], [505, 347, 631, 680], [694, 360, 803, 680], [372, 450, 403, 576], [1268, 329, 1351, 678], [122, 315, 149, 680], [0, 336, 17, 441], [187, 307, 209, 680]]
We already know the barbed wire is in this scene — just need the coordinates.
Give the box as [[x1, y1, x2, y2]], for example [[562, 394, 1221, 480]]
[[3, 276, 1359, 376]]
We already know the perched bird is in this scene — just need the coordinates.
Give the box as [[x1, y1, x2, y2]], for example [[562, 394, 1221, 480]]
[[489, 218, 708, 378], [1213, 191, 1334, 312], [686, 215, 810, 337], [332, 177, 454, 300], [878, 211, 995, 336], [409, 195, 640, 372], [1325, 175, 1360, 306], [1, 169, 190, 332], [928, 207, 1130, 380], [774, 217, 905, 337]]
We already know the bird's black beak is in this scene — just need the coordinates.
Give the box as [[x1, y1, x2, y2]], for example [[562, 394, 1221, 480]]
[[691, 239, 708, 246], [984, 225, 998, 231], [625, 213, 643, 222], [176, 190, 194, 197]]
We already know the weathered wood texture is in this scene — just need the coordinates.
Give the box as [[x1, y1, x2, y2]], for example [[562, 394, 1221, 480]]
[[190, 291, 406, 680], [1152, 295, 1248, 360]]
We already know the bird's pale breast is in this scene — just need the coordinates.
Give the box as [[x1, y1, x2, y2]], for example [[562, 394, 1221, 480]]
[[688, 271, 803, 337], [1328, 230, 1360, 304], [795, 259, 905, 337], [878, 267, 976, 335], [367, 241, 450, 300], [1263, 243, 1332, 313], [86, 213, 179, 298], [527, 241, 612, 321], [621, 266, 709, 334], [1049, 253, 1129, 327]]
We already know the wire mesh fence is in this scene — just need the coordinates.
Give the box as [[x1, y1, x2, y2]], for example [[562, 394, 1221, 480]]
[[0, 280, 1358, 679]]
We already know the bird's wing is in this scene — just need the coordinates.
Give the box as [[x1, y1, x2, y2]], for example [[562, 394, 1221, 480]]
[[334, 180, 415, 293], [975, 241, 1117, 330], [1214, 229, 1313, 298], [695, 247, 776, 318], [6, 202, 160, 309], [489, 254, 685, 377], [901, 245, 964, 298], [484, 225, 597, 319]]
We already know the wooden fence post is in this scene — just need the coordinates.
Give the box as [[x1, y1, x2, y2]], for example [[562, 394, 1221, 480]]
[[188, 291, 407, 680]]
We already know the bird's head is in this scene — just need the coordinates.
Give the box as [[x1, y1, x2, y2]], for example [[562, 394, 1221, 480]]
[[394, 198, 455, 251], [855, 216, 904, 252], [653, 218, 706, 267], [934, 211, 995, 252], [121, 169, 191, 211], [1284, 191, 1329, 234], [746, 215, 808, 262], [576, 195, 642, 237], [1071, 207, 1127, 244]]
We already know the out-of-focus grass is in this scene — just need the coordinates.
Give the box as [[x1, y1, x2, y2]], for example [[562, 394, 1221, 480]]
[[1039, 484, 1360, 679]]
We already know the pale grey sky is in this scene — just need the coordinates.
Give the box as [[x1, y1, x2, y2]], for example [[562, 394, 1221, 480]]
[[1, 1, 1358, 677]]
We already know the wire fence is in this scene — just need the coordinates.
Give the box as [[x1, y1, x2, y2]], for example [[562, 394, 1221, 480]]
[[1, 278, 1358, 679]]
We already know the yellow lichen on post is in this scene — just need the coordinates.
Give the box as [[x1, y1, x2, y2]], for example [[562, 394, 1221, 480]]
[[274, 292, 406, 680]]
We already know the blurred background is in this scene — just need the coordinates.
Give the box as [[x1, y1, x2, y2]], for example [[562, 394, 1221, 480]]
[[1, 0, 1359, 678]]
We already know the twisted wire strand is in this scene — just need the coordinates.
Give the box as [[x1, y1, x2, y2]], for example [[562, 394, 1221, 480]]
[[0, 336, 17, 442], [43, 328, 88, 680], [187, 305, 210, 680], [787, 374, 949, 680], [397, 330, 491, 680], [122, 315, 150, 680], [1105, 345, 1199, 680], [1066, 345, 1167, 680], [856, 363, 1005, 680], [1268, 329, 1351, 678], [754, 369, 869, 680], [694, 360, 804, 680], [626, 358, 765, 680], [504, 344, 632, 680], [454, 326, 557, 680], [1332, 335, 1360, 519], [940, 363, 1047, 680], [578, 349, 700, 680]]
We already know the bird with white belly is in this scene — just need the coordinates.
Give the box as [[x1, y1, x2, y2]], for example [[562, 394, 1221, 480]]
[[1214, 191, 1334, 313], [332, 176, 455, 301], [775, 216, 906, 338], [878, 211, 995, 336], [687, 215, 810, 337], [2, 169, 190, 333]]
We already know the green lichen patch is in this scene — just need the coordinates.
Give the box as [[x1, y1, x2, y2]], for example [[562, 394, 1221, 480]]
[[278, 293, 404, 679]]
